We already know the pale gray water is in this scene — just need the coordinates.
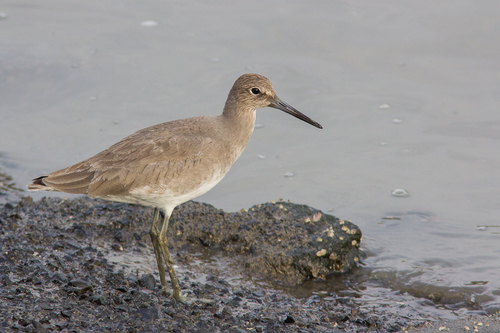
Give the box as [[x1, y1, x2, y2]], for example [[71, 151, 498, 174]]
[[1, 0, 499, 318]]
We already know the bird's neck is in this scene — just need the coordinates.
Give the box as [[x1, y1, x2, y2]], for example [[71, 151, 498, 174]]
[[221, 96, 256, 152]]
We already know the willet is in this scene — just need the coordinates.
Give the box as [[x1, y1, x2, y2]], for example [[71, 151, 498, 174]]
[[27, 73, 322, 302]]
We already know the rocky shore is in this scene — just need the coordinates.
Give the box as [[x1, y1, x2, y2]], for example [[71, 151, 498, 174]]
[[0, 195, 425, 332], [0, 174, 498, 332]]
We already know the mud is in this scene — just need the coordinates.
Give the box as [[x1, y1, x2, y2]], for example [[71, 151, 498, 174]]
[[0, 195, 419, 332]]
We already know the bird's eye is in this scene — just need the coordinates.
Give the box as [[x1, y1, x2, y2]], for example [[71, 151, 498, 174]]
[[251, 88, 261, 95]]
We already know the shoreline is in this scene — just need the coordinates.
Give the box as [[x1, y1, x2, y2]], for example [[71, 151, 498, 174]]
[[0, 188, 498, 332]]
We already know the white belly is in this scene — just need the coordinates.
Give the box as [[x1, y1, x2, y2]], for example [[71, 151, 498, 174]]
[[97, 171, 225, 216]]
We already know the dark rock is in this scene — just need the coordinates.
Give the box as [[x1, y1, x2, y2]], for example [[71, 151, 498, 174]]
[[25, 323, 35, 332], [114, 230, 132, 243], [119, 217, 132, 226], [33, 321, 47, 333], [138, 273, 156, 290], [89, 294, 109, 305], [226, 296, 242, 307], [17, 197, 34, 207], [51, 273, 68, 283], [111, 243, 124, 251], [83, 245, 97, 253], [1, 275, 13, 287], [212, 282, 229, 294], [72, 224, 93, 238], [18, 317, 31, 326], [284, 315, 295, 324], [3, 202, 14, 210], [214, 306, 232, 319], [66, 279, 93, 295], [60, 310, 72, 318], [174, 201, 362, 285], [54, 321, 69, 329], [137, 307, 159, 321], [132, 290, 151, 303], [68, 279, 92, 289], [53, 239, 81, 251]]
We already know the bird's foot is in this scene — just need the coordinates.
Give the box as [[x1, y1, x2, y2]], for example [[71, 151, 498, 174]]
[[173, 289, 214, 305], [160, 286, 173, 297], [160, 286, 214, 304]]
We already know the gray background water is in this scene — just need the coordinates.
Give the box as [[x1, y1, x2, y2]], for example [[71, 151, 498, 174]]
[[1, 0, 499, 319]]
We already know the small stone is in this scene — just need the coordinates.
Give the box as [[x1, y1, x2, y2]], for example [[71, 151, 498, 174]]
[[284, 315, 295, 324], [226, 296, 242, 307], [67, 279, 93, 294], [33, 321, 47, 333], [54, 321, 69, 329], [311, 212, 322, 221], [90, 294, 109, 305], [111, 243, 123, 251], [139, 273, 156, 290], [114, 230, 132, 243], [61, 310, 72, 318], [316, 249, 327, 257], [2, 275, 13, 287], [324, 226, 334, 237]]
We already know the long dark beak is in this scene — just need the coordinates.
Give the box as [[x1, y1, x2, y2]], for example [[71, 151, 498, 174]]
[[269, 95, 323, 129]]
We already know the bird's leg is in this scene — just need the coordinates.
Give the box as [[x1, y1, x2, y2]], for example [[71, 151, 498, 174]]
[[151, 208, 212, 304], [157, 211, 186, 302], [149, 208, 170, 295]]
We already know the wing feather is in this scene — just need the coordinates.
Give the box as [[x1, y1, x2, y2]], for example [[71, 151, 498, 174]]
[[28, 117, 225, 198]]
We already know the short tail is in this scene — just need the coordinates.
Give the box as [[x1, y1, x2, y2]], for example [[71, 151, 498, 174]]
[[27, 170, 93, 194], [27, 176, 58, 192]]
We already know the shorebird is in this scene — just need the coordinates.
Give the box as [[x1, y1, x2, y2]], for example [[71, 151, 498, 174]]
[[28, 73, 322, 303]]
